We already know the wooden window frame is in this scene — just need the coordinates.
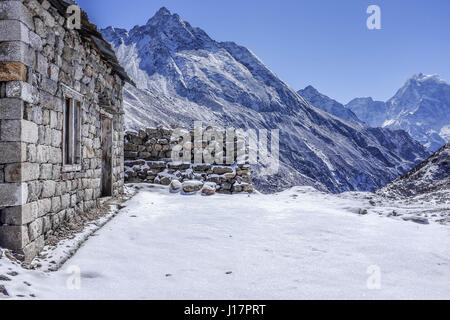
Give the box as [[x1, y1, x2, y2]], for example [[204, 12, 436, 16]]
[[61, 84, 83, 172]]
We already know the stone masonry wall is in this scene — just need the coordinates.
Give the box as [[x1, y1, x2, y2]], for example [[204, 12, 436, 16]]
[[0, 0, 125, 261], [124, 127, 254, 195]]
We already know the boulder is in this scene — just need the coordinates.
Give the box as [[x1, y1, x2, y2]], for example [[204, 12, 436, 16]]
[[202, 182, 217, 196], [213, 166, 233, 175], [182, 180, 204, 193], [170, 180, 182, 192]]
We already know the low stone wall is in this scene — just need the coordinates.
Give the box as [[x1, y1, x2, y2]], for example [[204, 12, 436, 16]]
[[124, 127, 254, 194]]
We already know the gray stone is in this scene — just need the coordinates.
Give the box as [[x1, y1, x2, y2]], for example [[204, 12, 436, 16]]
[[41, 180, 56, 198], [0, 20, 29, 44], [40, 164, 53, 179], [51, 196, 61, 212], [0, 225, 29, 251], [0, 1, 35, 31], [0, 98, 24, 120], [4, 162, 40, 182], [61, 194, 70, 209], [37, 198, 51, 217], [0, 142, 26, 164], [0, 183, 28, 207], [0, 202, 38, 226], [0, 41, 35, 67], [5, 81, 39, 104], [21, 235, 44, 263], [28, 218, 43, 241]]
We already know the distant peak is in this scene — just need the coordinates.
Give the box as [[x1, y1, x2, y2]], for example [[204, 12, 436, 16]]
[[299, 85, 319, 94], [146, 7, 173, 25], [156, 7, 171, 16], [410, 73, 447, 84]]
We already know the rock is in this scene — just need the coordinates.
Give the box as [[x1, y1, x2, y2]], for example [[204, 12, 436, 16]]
[[0, 285, 9, 297], [0, 61, 27, 81], [168, 162, 191, 170], [359, 209, 368, 215], [170, 180, 182, 192], [159, 176, 171, 186], [202, 182, 216, 195], [224, 172, 236, 179], [213, 166, 233, 175], [402, 216, 429, 225], [192, 164, 212, 172], [182, 180, 204, 193], [0, 275, 11, 281]]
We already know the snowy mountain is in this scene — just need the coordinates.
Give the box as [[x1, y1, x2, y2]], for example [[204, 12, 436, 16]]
[[346, 73, 450, 151], [345, 97, 389, 128], [378, 143, 450, 202], [298, 86, 363, 125], [102, 7, 429, 193]]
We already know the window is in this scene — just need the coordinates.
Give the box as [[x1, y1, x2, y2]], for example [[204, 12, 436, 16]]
[[64, 98, 81, 166]]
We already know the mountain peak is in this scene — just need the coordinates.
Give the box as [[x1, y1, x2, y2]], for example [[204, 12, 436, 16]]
[[146, 7, 173, 25], [302, 85, 319, 94], [155, 7, 171, 17], [410, 73, 447, 84]]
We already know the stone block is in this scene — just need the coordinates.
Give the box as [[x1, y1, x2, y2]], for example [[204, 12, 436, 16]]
[[0, 20, 29, 43], [0, 202, 38, 226], [0, 142, 26, 164], [0, 183, 28, 207], [0, 98, 24, 120], [5, 81, 39, 104], [0, 225, 29, 251], [21, 235, 44, 263], [0, 61, 27, 81], [61, 193, 70, 209], [40, 164, 53, 179], [37, 198, 51, 217], [51, 196, 61, 212], [41, 180, 56, 198], [28, 217, 43, 241], [0, 1, 35, 31], [0, 120, 38, 143], [4, 162, 40, 182], [0, 41, 35, 67]]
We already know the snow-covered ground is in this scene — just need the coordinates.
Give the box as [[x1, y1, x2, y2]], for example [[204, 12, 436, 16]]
[[1, 185, 450, 300]]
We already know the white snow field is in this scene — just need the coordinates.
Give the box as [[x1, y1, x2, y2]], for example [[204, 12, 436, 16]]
[[1, 184, 450, 300]]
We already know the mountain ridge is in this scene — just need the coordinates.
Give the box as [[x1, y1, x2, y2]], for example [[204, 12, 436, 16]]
[[102, 7, 430, 193], [346, 73, 450, 151]]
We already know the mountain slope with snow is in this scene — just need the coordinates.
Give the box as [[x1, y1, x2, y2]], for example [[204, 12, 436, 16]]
[[378, 143, 450, 202], [346, 74, 450, 151], [298, 86, 363, 125], [102, 7, 429, 193]]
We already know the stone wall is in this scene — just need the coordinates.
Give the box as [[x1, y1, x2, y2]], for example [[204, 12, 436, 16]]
[[0, 0, 125, 261], [124, 127, 254, 194]]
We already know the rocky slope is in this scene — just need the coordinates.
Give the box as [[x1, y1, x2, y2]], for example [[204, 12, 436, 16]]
[[378, 143, 450, 202], [102, 7, 429, 193], [298, 86, 363, 125], [346, 74, 450, 151]]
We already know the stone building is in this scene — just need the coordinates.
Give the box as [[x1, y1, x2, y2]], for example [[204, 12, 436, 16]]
[[0, 0, 132, 261]]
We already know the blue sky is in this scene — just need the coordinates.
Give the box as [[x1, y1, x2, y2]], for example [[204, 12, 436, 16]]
[[77, 0, 450, 104]]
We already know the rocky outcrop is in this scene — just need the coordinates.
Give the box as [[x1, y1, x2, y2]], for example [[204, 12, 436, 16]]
[[378, 143, 450, 202]]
